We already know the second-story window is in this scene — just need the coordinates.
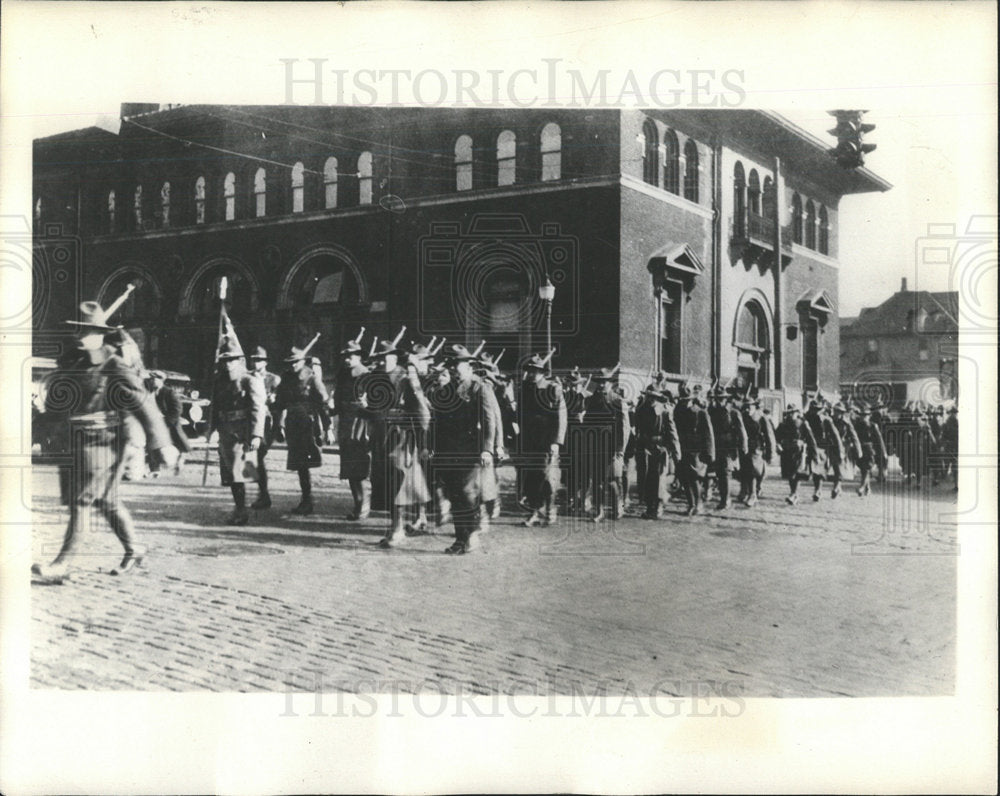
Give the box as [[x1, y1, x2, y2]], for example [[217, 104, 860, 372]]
[[195, 176, 206, 224], [763, 176, 775, 219], [324, 157, 338, 208], [818, 205, 829, 254], [683, 139, 699, 203], [662, 130, 680, 194], [455, 135, 473, 191], [291, 162, 305, 213], [805, 199, 816, 249], [497, 130, 516, 187], [748, 170, 761, 216], [254, 168, 266, 218], [107, 190, 116, 233], [792, 193, 803, 244], [540, 122, 561, 181], [223, 172, 236, 221], [358, 151, 373, 205], [641, 118, 658, 186], [160, 182, 170, 228], [733, 162, 746, 236], [133, 185, 143, 229]]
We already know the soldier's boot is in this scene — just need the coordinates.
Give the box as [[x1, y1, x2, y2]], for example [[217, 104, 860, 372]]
[[716, 473, 731, 510], [292, 470, 313, 515], [482, 500, 496, 525], [545, 497, 557, 525], [252, 466, 271, 509], [811, 477, 822, 502], [379, 513, 408, 548], [227, 485, 250, 525], [523, 509, 543, 527], [831, 479, 842, 499]]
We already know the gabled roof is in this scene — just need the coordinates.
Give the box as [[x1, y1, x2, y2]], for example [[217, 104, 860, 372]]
[[842, 289, 958, 337]]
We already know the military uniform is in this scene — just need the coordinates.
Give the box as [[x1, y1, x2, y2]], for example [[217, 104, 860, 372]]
[[562, 373, 590, 513], [582, 371, 631, 521], [518, 357, 567, 526], [804, 403, 844, 499], [31, 302, 174, 579], [707, 389, 748, 509], [776, 406, 818, 504], [737, 399, 776, 506], [247, 347, 281, 509], [275, 348, 329, 514], [633, 388, 681, 518], [831, 405, 863, 496], [434, 346, 499, 553], [212, 368, 267, 487], [333, 350, 373, 519], [853, 405, 887, 496], [672, 385, 715, 515]]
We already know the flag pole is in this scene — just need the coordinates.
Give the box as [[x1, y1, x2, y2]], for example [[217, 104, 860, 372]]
[[202, 276, 228, 486]]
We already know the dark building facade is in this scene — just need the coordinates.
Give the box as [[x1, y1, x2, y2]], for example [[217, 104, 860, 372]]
[[840, 279, 959, 407], [33, 106, 889, 409]]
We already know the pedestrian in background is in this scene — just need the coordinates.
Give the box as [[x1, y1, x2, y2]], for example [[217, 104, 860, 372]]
[[149, 370, 191, 476]]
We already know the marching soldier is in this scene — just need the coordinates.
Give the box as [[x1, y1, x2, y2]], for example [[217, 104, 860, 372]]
[[898, 406, 937, 488], [583, 365, 631, 522], [633, 383, 681, 519], [853, 402, 887, 497], [434, 345, 499, 554], [247, 346, 281, 509], [423, 356, 455, 528], [804, 398, 843, 501], [377, 338, 432, 549], [830, 402, 863, 497], [476, 351, 509, 522], [737, 395, 777, 507], [776, 404, 817, 505], [31, 301, 178, 580], [707, 384, 748, 510], [562, 367, 591, 514], [519, 351, 567, 527], [940, 406, 958, 491], [275, 340, 329, 515], [333, 335, 373, 520], [212, 335, 268, 525], [672, 382, 715, 516]]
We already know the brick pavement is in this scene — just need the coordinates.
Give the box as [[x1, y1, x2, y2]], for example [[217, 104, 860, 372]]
[[29, 451, 957, 696]]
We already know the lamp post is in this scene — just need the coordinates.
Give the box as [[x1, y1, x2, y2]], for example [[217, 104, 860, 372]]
[[539, 276, 556, 374]]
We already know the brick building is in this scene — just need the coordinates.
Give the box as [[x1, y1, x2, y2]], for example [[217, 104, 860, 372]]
[[840, 278, 959, 408], [33, 106, 890, 409]]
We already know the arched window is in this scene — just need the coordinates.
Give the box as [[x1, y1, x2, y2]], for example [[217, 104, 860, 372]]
[[357, 151, 373, 205], [194, 176, 206, 224], [733, 162, 746, 236], [748, 170, 761, 216], [454, 135, 473, 191], [291, 162, 305, 213], [762, 176, 775, 220], [323, 157, 338, 208], [641, 118, 658, 186], [662, 130, 680, 194], [735, 299, 771, 389], [101, 270, 161, 326], [190, 264, 254, 318], [289, 255, 360, 308], [540, 123, 561, 182], [223, 172, 236, 221], [792, 193, 803, 244], [107, 190, 116, 233], [133, 185, 143, 229], [818, 205, 829, 254], [683, 139, 699, 203], [254, 168, 267, 218], [497, 130, 516, 187], [160, 182, 170, 228], [805, 200, 816, 249]]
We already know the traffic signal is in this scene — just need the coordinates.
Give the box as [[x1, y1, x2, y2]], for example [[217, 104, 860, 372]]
[[827, 110, 877, 169]]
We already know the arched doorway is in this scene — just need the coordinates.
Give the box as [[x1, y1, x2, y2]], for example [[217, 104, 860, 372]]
[[734, 298, 771, 389], [98, 266, 163, 368]]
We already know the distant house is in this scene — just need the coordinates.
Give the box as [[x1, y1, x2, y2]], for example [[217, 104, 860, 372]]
[[840, 278, 958, 408]]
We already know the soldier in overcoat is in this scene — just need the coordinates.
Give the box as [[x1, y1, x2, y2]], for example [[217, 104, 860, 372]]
[[434, 345, 499, 554], [804, 399, 844, 501], [247, 346, 281, 509], [31, 302, 178, 580], [853, 402, 887, 497], [275, 345, 330, 515], [672, 382, 715, 516], [583, 366, 632, 522], [776, 404, 818, 505], [212, 335, 268, 525], [562, 367, 591, 515], [706, 385, 748, 510], [148, 370, 191, 476], [737, 395, 777, 507], [518, 353, 567, 527], [633, 384, 681, 519], [830, 402, 863, 498], [333, 339, 373, 520]]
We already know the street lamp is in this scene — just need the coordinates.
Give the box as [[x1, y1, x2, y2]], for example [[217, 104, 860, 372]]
[[539, 276, 556, 374]]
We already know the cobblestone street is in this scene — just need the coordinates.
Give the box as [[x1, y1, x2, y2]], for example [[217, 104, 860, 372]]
[[29, 449, 957, 697]]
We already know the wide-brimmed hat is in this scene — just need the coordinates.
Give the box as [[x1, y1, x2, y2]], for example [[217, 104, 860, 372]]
[[784, 403, 802, 416], [524, 353, 550, 371], [64, 301, 115, 331], [591, 366, 620, 382], [371, 340, 399, 358], [249, 346, 268, 361], [832, 402, 849, 414], [677, 381, 692, 398], [284, 346, 308, 363], [149, 370, 166, 380], [742, 396, 761, 408], [856, 401, 872, 415], [340, 340, 363, 356], [217, 335, 245, 361], [405, 340, 436, 360], [447, 344, 479, 362]]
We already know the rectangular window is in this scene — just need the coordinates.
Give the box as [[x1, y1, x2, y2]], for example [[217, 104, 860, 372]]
[[659, 281, 682, 373], [802, 317, 818, 390]]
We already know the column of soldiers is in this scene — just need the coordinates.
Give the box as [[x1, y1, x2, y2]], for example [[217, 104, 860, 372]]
[[32, 295, 960, 580]]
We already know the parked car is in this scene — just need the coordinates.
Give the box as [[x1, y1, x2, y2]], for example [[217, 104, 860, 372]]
[[152, 370, 212, 439]]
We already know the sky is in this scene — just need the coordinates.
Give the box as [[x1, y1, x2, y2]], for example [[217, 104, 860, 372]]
[[28, 105, 994, 318]]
